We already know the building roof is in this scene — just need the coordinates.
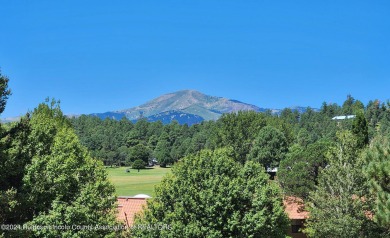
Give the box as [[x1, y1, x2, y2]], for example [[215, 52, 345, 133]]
[[266, 167, 278, 173], [116, 195, 309, 225], [332, 115, 356, 120], [283, 196, 309, 220], [133, 194, 151, 198], [117, 197, 148, 227]]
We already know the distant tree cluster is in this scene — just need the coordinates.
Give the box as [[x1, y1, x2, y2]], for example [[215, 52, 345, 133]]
[[71, 116, 217, 168], [72, 94, 390, 170]]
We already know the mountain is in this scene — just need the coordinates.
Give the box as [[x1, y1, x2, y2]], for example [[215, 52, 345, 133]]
[[90, 111, 126, 121], [1, 90, 318, 125], [0, 116, 21, 123], [120, 90, 264, 121], [144, 110, 204, 125], [91, 90, 318, 125], [92, 90, 265, 124]]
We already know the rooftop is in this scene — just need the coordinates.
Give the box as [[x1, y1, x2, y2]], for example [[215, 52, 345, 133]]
[[332, 115, 356, 120], [117, 196, 149, 227], [116, 195, 310, 226], [283, 196, 309, 220]]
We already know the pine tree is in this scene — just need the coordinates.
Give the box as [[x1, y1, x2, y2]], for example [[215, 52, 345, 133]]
[[363, 136, 390, 234], [154, 132, 172, 167], [304, 131, 378, 238], [352, 111, 369, 148]]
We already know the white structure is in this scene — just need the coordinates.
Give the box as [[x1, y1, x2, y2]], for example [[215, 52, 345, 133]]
[[266, 167, 278, 173], [332, 115, 356, 120], [133, 194, 151, 199]]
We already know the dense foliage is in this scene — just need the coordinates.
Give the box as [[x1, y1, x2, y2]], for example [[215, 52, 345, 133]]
[[278, 139, 332, 199], [304, 131, 380, 237], [0, 71, 11, 114], [363, 136, 390, 235], [131, 148, 289, 238], [0, 80, 119, 237]]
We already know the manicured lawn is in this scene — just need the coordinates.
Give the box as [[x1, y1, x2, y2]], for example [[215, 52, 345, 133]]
[[106, 166, 171, 197]]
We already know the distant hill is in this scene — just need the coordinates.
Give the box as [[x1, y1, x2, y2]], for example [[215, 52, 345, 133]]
[[0, 116, 21, 123], [92, 90, 266, 124], [121, 90, 264, 120], [89, 90, 318, 125]]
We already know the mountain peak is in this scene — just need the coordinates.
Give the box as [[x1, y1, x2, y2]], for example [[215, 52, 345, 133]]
[[158, 89, 209, 102], [91, 90, 316, 124], [173, 89, 200, 94], [114, 90, 261, 121]]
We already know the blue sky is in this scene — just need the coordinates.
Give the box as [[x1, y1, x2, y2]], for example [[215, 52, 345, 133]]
[[1, 0, 389, 118]]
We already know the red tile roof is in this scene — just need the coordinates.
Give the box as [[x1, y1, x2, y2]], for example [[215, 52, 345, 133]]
[[117, 196, 309, 226], [283, 196, 309, 220], [117, 197, 148, 227]]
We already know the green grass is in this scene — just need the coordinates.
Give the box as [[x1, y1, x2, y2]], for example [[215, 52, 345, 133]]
[[106, 166, 171, 197]]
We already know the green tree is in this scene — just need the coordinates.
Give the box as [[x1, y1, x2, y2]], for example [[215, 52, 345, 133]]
[[365, 100, 385, 137], [170, 138, 188, 162], [128, 144, 151, 164], [352, 100, 365, 114], [363, 135, 390, 234], [342, 95, 364, 116], [0, 116, 31, 226], [185, 131, 207, 155], [1, 100, 120, 237], [23, 103, 119, 237], [279, 140, 332, 199], [279, 108, 300, 124], [131, 148, 289, 237], [154, 132, 172, 167], [218, 111, 266, 164], [0, 70, 11, 114], [352, 111, 369, 148], [342, 94, 356, 115], [304, 131, 379, 238], [132, 159, 146, 172], [378, 102, 390, 136], [296, 128, 312, 147], [247, 126, 287, 168]]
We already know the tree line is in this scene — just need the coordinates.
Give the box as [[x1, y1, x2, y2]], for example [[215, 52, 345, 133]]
[[71, 94, 390, 171], [1, 67, 390, 237], [71, 93, 390, 237]]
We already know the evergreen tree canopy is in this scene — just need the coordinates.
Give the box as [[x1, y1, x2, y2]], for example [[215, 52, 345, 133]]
[[363, 136, 390, 233], [278, 140, 332, 199], [247, 126, 287, 168], [352, 111, 369, 148], [304, 131, 382, 238], [218, 111, 266, 164], [0, 70, 11, 114]]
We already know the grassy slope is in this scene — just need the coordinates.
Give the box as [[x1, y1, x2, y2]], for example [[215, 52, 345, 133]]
[[107, 166, 171, 197]]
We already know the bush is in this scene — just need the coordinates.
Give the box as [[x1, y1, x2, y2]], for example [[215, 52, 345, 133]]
[[132, 148, 289, 237], [132, 159, 146, 172]]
